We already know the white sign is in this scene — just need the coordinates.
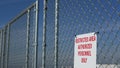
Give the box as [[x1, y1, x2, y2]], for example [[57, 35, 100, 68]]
[[74, 32, 97, 68]]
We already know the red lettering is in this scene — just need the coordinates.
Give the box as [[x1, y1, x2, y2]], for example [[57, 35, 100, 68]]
[[76, 36, 96, 44], [78, 51, 91, 56], [78, 44, 92, 49], [76, 37, 88, 43], [89, 36, 96, 41], [81, 58, 87, 63]]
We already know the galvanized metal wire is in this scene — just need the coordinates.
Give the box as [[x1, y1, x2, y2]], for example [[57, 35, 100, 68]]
[[0, 0, 120, 68], [0, 2, 38, 68], [45, 0, 120, 68]]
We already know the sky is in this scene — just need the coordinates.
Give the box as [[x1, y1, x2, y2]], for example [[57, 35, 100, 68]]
[[0, 0, 43, 68], [0, 0, 43, 28]]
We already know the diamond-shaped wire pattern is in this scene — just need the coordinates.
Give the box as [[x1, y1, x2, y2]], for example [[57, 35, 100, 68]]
[[45, 0, 120, 68]]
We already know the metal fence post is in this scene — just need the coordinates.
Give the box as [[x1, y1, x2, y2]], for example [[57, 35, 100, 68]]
[[3, 28, 6, 68], [0, 30, 3, 68], [4, 27, 7, 68], [6, 24, 10, 68], [42, 0, 47, 68], [25, 10, 30, 68], [55, 0, 59, 68], [4, 25, 9, 68], [34, 0, 39, 68]]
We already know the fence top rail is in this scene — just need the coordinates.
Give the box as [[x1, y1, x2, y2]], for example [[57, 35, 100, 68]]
[[0, 1, 37, 30]]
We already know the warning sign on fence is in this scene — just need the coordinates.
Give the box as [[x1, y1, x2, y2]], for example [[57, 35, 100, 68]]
[[74, 32, 97, 68]]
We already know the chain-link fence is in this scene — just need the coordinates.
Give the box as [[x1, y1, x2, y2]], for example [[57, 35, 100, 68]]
[[0, 1, 38, 68], [43, 0, 120, 68], [1, 0, 120, 68]]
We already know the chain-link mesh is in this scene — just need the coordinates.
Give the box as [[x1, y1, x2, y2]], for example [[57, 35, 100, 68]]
[[0, 2, 38, 68], [45, 0, 55, 68], [8, 12, 27, 68], [1, 0, 120, 68], [44, 0, 120, 68], [59, 0, 120, 68]]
